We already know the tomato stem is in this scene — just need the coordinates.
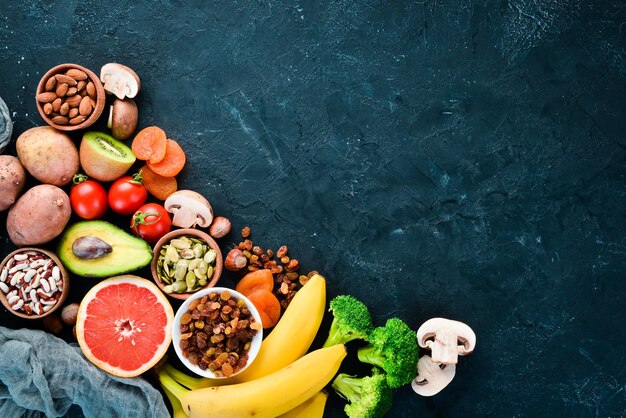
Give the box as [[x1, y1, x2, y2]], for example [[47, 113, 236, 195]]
[[72, 173, 89, 184], [130, 170, 144, 185], [132, 211, 162, 234]]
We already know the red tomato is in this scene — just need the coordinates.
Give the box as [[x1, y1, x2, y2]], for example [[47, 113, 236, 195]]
[[70, 177, 107, 219], [131, 203, 171, 244], [108, 173, 148, 215]]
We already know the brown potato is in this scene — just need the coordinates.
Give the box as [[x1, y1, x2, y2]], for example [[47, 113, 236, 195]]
[[0, 156, 26, 211], [7, 185, 71, 246], [16, 126, 79, 186]]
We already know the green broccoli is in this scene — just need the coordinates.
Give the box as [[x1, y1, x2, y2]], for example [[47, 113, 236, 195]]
[[332, 369, 393, 418], [322, 295, 374, 347], [357, 318, 419, 388]]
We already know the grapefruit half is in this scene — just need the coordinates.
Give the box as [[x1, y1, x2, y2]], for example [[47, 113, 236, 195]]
[[76, 275, 174, 377]]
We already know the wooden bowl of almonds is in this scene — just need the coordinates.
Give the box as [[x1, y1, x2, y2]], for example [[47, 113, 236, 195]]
[[35, 63, 106, 131], [0, 248, 69, 319], [151, 228, 223, 300]]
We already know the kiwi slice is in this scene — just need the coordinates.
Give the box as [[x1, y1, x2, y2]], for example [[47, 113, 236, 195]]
[[80, 132, 136, 181]]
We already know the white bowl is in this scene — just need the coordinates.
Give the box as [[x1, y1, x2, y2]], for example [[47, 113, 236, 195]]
[[172, 287, 263, 378]]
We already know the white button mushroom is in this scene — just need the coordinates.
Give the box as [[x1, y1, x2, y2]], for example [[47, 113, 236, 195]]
[[411, 355, 456, 396], [100, 63, 141, 100], [416, 318, 476, 365], [164, 190, 214, 229]]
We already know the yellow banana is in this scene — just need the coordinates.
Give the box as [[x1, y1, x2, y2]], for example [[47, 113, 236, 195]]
[[166, 274, 327, 389], [278, 391, 328, 418], [162, 385, 188, 418], [160, 344, 346, 418]]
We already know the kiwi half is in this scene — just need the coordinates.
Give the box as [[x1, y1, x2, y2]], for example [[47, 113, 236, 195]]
[[79, 132, 136, 181]]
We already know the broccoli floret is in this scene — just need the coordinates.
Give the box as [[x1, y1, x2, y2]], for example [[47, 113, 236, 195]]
[[322, 295, 374, 347], [332, 369, 393, 418], [357, 318, 419, 388]]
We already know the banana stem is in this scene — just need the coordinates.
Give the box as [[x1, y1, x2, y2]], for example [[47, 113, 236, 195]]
[[158, 368, 189, 401], [164, 363, 214, 390]]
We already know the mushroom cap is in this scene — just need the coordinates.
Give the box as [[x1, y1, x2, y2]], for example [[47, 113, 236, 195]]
[[164, 190, 214, 229], [411, 355, 456, 396], [108, 98, 138, 140], [416, 317, 477, 364], [100, 63, 141, 100]]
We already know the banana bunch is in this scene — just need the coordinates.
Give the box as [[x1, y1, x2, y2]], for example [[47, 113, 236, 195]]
[[159, 345, 345, 418], [160, 274, 338, 417]]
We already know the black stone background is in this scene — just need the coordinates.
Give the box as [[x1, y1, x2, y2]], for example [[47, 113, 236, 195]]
[[1, 0, 625, 417]]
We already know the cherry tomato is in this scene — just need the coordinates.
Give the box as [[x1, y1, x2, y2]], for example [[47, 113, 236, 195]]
[[108, 172, 148, 215], [131, 203, 171, 244], [70, 175, 107, 219]]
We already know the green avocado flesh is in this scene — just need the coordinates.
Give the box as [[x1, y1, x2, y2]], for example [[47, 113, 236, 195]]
[[58, 221, 152, 278]]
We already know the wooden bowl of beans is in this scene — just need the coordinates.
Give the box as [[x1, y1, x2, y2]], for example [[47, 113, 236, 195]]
[[35, 63, 106, 131]]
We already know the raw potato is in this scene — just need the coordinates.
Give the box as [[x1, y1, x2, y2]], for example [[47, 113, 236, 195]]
[[0, 156, 26, 211], [7, 185, 71, 246], [16, 126, 79, 186]]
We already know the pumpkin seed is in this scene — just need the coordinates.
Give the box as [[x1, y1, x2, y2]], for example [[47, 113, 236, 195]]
[[185, 271, 197, 289], [188, 258, 201, 271], [193, 243, 205, 259], [198, 278, 208, 287], [170, 238, 191, 249], [163, 284, 174, 293], [175, 261, 189, 281], [206, 265, 214, 280], [204, 249, 217, 264], [165, 245, 180, 263], [172, 281, 187, 292], [179, 248, 195, 259]]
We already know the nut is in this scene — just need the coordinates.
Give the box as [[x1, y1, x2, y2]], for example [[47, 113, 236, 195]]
[[61, 303, 79, 325], [36, 92, 57, 103], [45, 77, 56, 91], [55, 83, 68, 97], [66, 68, 88, 80], [209, 217, 231, 239], [225, 249, 247, 271], [79, 96, 92, 116], [42, 314, 63, 334], [54, 74, 77, 86]]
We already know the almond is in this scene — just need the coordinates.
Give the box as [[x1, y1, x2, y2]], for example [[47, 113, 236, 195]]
[[77, 80, 86, 91], [54, 74, 77, 87], [51, 98, 62, 112], [44, 77, 56, 92], [89, 98, 96, 109], [86, 82, 96, 98], [36, 92, 57, 103], [65, 68, 88, 81], [51, 115, 69, 125], [55, 83, 68, 97], [69, 115, 86, 125], [69, 108, 79, 118], [65, 95, 82, 107], [60, 102, 69, 115], [43, 103, 53, 115], [66, 87, 77, 97], [78, 96, 92, 116]]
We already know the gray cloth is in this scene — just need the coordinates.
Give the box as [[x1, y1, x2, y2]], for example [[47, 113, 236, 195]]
[[0, 96, 12, 153], [0, 327, 169, 418]]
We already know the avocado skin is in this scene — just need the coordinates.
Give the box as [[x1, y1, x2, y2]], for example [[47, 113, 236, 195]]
[[58, 220, 152, 277]]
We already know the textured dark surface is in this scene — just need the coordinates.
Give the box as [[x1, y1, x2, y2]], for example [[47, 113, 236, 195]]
[[1, 0, 625, 416]]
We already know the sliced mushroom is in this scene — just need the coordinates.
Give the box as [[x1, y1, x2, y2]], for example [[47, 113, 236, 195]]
[[164, 190, 214, 229], [107, 98, 138, 140], [416, 318, 476, 365], [411, 355, 456, 396], [100, 63, 141, 100]]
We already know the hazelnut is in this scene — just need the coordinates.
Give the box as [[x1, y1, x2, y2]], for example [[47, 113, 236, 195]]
[[209, 216, 231, 239], [42, 314, 63, 334], [225, 249, 247, 271], [61, 303, 79, 326]]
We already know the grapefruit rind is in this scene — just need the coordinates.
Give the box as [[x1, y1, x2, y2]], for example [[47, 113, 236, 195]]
[[76, 275, 174, 377]]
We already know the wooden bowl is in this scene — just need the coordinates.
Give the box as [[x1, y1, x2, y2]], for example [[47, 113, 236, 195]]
[[0, 248, 69, 319], [35, 63, 106, 131], [151, 229, 223, 300]]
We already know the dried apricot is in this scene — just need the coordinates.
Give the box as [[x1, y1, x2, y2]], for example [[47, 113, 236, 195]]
[[132, 126, 167, 163], [146, 139, 186, 177], [140, 164, 177, 200], [236, 269, 273, 296], [246, 289, 281, 329]]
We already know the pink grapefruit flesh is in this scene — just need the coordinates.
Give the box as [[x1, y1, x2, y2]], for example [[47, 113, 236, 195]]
[[76, 275, 174, 377]]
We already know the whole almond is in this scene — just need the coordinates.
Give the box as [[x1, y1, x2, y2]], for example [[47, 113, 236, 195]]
[[36, 92, 57, 103], [69, 107, 79, 118], [66, 87, 77, 97], [60, 102, 69, 115], [45, 77, 57, 92], [86, 82, 96, 98], [89, 98, 97, 109], [55, 83, 68, 97], [79, 96, 92, 116], [65, 95, 82, 107], [69, 115, 87, 125], [55, 74, 77, 87], [77, 80, 86, 91], [43, 103, 53, 115], [52, 98, 62, 112], [51, 115, 69, 125], [65, 68, 88, 81]]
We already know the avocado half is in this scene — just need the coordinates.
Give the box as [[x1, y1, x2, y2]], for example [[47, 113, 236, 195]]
[[58, 221, 152, 278]]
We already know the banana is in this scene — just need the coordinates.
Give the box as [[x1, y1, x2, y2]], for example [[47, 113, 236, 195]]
[[162, 385, 188, 418], [278, 391, 328, 418], [166, 274, 327, 389], [160, 344, 346, 418]]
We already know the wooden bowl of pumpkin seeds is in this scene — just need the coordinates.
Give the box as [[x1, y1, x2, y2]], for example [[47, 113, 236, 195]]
[[151, 229, 223, 300]]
